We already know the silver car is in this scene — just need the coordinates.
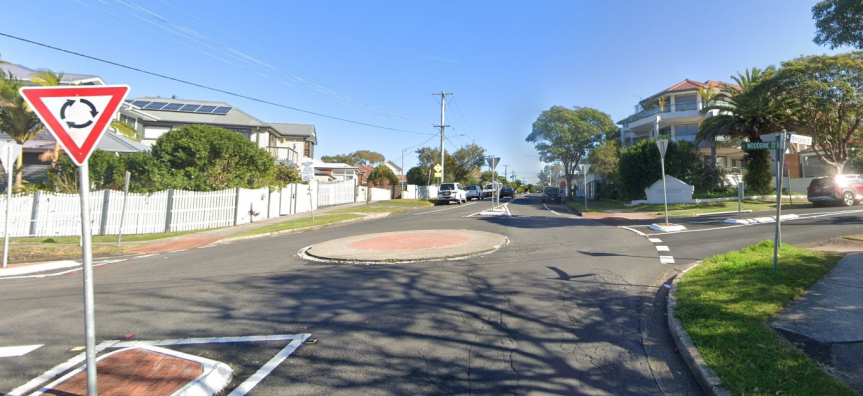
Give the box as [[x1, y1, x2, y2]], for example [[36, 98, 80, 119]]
[[464, 185, 484, 200]]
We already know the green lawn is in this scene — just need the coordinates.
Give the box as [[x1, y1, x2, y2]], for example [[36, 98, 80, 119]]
[[376, 199, 436, 206], [328, 205, 413, 214], [11, 229, 209, 245], [230, 214, 363, 238], [674, 241, 855, 396]]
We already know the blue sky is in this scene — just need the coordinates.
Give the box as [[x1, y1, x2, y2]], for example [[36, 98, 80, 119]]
[[0, 0, 842, 183]]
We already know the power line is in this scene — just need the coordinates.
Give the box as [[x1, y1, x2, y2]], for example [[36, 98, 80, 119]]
[[0, 32, 434, 136], [87, 0, 435, 125]]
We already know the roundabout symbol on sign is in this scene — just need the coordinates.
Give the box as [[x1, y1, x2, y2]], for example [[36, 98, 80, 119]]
[[60, 98, 99, 129]]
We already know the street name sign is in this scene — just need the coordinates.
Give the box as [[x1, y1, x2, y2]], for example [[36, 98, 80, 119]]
[[20, 85, 130, 166], [742, 141, 781, 150], [300, 160, 315, 182], [789, 134, 813, 145]]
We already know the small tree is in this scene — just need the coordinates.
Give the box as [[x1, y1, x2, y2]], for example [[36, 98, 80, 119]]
[[587, 140, 620, 198], [368, 164, 399, 187], [406, 165, 431, 185], [0, 70, 43, 190]]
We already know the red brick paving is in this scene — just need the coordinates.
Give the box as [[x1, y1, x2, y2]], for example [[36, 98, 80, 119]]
[[43, 348, 203, 396], [348, 233, 471, 252], [126, 237, 221, 255]]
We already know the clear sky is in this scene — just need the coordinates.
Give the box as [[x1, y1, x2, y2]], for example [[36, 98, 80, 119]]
[[0, 0, 843, 184]]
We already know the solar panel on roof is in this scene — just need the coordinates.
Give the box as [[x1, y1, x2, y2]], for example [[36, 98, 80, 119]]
[[124, 99, 133, 103], [178, 104, 201, 112], [212, 106, 232, 115], [162, 103, 184, 111], [143, 102, 169, 110], [131, 100, 151, 108], [196, 105, 217, 113]]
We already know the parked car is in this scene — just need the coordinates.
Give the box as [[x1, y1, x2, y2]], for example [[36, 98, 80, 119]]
[[500, 186, 515, 199], [482, 183, 497, 198], [807, 174, 863, 206], [541, 186, 561, 204], [464, 184, 484, 200], [437, 182, 467, 204]]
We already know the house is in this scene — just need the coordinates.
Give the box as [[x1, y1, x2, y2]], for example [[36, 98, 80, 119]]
[[383, 160, 407, 184], [0, 63, 106, 86], [312, 159, 361, 185], [617, 79, 745, 172], [357, 165, 374, 185], [118, 98, 316, 165]]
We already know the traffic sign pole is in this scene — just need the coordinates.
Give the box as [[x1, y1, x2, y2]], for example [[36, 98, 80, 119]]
[[3, 144, 12, 268], [773, 130, 787, 273], [79, 161, 98, 395]]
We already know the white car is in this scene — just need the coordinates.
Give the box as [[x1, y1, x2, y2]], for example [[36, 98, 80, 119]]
[[437, 182, 467, 204], [464, 185, 484, 200]]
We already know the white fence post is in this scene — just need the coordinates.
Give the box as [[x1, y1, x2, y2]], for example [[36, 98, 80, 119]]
[[99, 190, 111, 236], [29, 191, 41, 236], [165, 189, 175, 233]]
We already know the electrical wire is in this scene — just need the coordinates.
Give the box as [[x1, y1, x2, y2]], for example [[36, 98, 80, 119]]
[[0, 32, 435, 136]]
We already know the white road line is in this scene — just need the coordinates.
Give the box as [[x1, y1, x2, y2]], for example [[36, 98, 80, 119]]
[[659, 256, 676, 264], [227, 335, 310, 396], [618, 226, 647, 237], [656, 246, 670, 252], [648, 238, 662, 243], [413, 202, 476, 216], [7, 341, 120, 396], [0, 344, 42, 358], [113, 334, 309, 347], [132, 254, 158, 259], [543, 204, 561, 215]]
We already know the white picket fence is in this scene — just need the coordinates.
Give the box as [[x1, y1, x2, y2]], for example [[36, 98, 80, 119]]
[[0, 180, 358, 237]]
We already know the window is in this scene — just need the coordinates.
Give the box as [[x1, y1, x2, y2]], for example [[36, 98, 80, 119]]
[[224, 128, 252, 139], [675, 124, 698, 142], [674, 95, 697, 111], [143, 126, 171, 140]]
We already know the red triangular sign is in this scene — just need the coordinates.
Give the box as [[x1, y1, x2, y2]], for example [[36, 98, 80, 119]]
[[20, 85, 130, 166]]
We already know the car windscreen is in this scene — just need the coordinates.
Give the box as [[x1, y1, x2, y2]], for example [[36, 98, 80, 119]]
[[544, 188, 559, 194], [440, 183, 456, 190], [810, 178, 833, 188]]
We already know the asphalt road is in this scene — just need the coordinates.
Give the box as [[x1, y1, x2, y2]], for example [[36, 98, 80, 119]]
[[15, 195, 860, 395]]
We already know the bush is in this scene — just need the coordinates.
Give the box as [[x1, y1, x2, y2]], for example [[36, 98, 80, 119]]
[[368, 164, 398, 187]]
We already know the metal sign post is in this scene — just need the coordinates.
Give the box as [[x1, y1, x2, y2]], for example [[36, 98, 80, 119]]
[[580, 164, 591, 212], [656, 139, 669, 225], [773, 130, 787, 273], [117, 171, 131, 247], [1, 142, 22, 268], [79, 161, 99, 394], [486, 157, 500, 210]]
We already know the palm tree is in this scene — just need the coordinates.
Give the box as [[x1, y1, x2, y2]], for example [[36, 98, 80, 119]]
[[0, 71, 43, 190], [697, 67, 795, 192], [29, 69, 66, 167]]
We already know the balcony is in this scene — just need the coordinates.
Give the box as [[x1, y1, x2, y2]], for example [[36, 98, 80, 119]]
[[268, 146, 300, 164], [624, 100, 733, 124]]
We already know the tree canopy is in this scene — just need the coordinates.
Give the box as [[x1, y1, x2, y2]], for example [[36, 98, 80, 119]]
[[813, 0, 863, 49], [526, 106, 615, 198], [0, 70, 43, 190], [777, 51, 863, 175], [415, 144, 486, 184], [321, 150, 385, 166], [368, 164, 399, 187]]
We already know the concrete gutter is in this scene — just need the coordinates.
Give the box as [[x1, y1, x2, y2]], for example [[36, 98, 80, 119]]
[[667, 261, 732, 396]]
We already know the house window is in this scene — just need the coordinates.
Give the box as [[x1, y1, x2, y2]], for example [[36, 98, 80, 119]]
[[674, 95, 697, 111], [224, 128, 252, 139], [675, 124, 698, 142], [143, 126, 171, 140]]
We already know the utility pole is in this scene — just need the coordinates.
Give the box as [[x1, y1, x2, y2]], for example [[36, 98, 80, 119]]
[[401, 148, 406, 187], [511, 170, 516, 182], [432, 91, 452, 184], [503, 165, 509, 184]]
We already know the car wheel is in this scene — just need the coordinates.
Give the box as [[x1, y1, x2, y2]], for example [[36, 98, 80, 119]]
[[843, 190, 855, 206]]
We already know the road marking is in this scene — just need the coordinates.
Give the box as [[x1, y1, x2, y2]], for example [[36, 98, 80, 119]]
[[659, 256, 676, 264], [543, 204, 561, 215], [227, 336, 309, 396], [618, 226, 647, 237], [414, 202, 476, 216], [648, 238, 662, 243], [7, 341, 121, 396], [0, 344, 43, 358], [656, 245, 670, 252], [133, 254, 158, 259]]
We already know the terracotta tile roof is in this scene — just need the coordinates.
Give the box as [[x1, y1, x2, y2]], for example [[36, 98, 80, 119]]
[[644, 79, 741, 103]]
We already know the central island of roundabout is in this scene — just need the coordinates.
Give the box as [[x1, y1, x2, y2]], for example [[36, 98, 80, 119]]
[[299, 229, 508, 264]]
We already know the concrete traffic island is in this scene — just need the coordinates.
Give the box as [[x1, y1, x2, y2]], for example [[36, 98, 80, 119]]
[[299, 229, 508, 264]]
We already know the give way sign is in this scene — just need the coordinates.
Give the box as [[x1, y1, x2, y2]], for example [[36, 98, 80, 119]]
[[20, 85, 130, 166]]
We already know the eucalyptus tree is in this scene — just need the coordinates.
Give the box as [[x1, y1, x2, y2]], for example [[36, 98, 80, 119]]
[[813, 0, 863, 49], [526, 106, 615, 198], [777, 52, 863, 175]]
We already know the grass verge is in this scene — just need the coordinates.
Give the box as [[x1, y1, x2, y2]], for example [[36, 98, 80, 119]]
[[565, 201, 609, 213], [674, 240, 855, 396], [230, 214, 363, 238], [374, 199, 436, 206], [328, 205, 413, 214], [11, 229, 209, 246], [2, 244, 142, 264]]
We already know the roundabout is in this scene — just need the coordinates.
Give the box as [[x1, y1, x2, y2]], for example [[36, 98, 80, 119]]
[[299, 229, 508, 264]]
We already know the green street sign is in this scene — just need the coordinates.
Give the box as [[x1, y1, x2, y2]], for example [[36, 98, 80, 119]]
[[742, 141, 780, 150]]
